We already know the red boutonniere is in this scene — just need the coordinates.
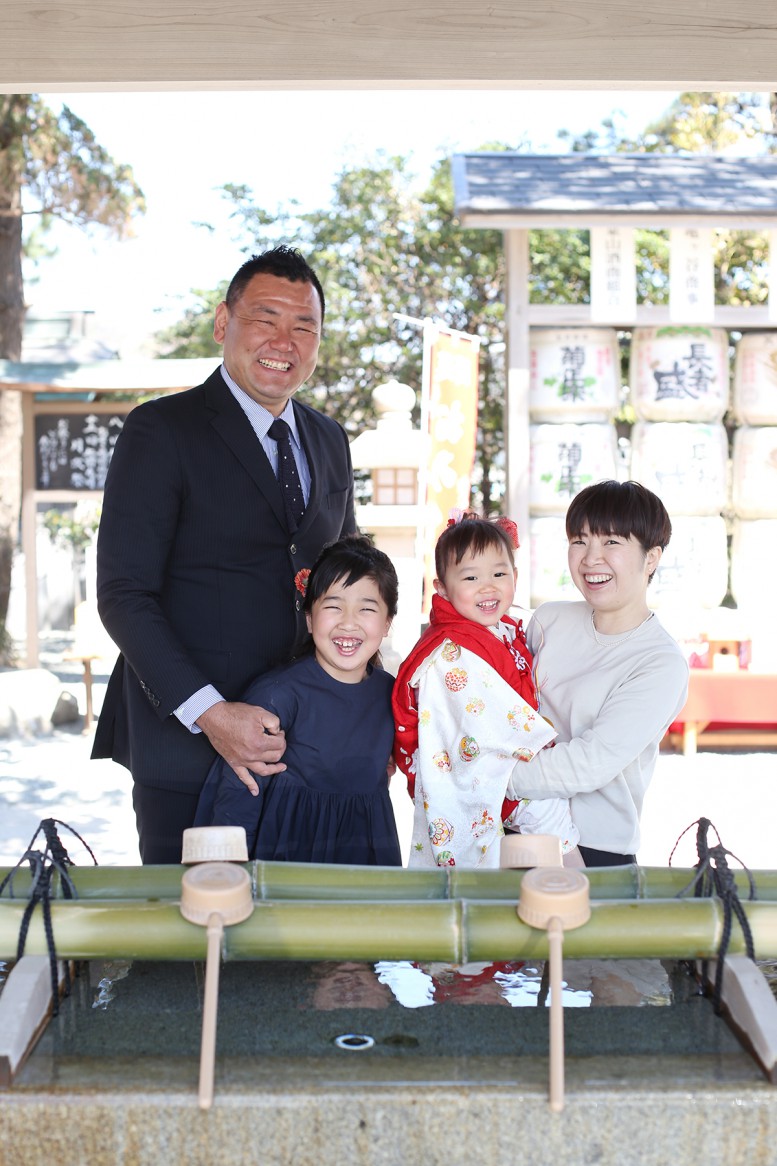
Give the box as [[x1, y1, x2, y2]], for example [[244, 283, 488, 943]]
[[294, 568, 311, 597]]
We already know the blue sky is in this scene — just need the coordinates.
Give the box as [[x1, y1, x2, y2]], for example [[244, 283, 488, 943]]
[[26, 89, 683, 356]]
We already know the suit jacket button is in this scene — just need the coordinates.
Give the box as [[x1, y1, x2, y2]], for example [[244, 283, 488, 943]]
[[295, 600, 301, 611], [290, 543, 297, 555]]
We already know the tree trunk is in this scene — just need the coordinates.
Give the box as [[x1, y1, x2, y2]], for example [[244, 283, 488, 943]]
[[0, 172, 25, 641]]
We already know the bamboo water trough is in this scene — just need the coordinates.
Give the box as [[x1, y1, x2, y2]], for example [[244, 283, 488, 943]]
[[1, 862, 776, 964]]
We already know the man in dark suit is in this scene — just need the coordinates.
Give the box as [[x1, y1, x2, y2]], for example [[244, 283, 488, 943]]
[[93, 246, 356, 862]]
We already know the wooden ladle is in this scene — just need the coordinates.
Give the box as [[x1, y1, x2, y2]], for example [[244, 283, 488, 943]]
[[181, 825, 249, 865], [517, 867, 591, 1112], [500, 832, 563, 869], [180, 861, 254, 1109]]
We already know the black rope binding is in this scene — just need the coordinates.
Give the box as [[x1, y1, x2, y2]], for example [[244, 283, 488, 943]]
[[670, 816, 757, 1014], [0, 818, 98, 1017]]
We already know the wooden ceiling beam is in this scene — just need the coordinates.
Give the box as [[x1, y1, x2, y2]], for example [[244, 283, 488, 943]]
[[3, 0, 777, 91]]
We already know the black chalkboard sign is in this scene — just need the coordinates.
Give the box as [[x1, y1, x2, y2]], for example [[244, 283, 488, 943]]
[[34, 412, 126, 490]]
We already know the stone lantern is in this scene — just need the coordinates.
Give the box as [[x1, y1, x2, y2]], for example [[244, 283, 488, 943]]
[[349, 379, 423, 663]]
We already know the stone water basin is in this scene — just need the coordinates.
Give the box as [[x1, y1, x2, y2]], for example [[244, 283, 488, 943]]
[[2, 954, 776, 1166]]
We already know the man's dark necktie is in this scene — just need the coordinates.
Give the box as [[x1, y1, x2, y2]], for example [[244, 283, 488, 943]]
[[268, 418, 305, 531]]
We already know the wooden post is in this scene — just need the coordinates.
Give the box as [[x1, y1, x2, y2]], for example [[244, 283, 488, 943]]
[[504, 227, 531, 606], [20, 392, 39, 668]]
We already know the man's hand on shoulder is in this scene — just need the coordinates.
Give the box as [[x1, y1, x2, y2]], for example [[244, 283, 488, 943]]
[[196, 701, 286, 795]]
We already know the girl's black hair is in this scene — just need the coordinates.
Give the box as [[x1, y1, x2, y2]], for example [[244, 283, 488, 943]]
[[303, 534, 398, 666], [435, 513, 516, 583]]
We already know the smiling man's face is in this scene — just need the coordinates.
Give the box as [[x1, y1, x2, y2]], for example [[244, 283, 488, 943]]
[[214, 273, 322, 415]]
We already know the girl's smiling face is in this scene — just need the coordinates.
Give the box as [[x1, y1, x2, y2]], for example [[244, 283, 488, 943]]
[[434, 545, 517, 628], [306, 575, 391, 684]]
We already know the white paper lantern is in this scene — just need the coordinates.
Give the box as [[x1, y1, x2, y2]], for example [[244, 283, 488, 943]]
[[528, 516, 578, 606], [629, 326, 729, 422], [630, 421, 729, 516], [651, 515, 729, 610], [731, 427, 777, 518], [732, 332, 777, 426], [529, 423, 619, 515], [529, 328, 620, 422]]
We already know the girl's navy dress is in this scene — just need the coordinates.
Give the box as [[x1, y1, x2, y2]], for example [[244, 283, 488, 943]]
[[195, 654, 402, 865]]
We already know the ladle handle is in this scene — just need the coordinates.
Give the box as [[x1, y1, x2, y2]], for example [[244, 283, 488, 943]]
[[198, 912, 224, 1110], [548, 917, 565, 1113]]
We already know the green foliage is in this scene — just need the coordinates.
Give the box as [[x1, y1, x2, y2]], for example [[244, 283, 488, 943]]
[[155, 285, 228, 358], [154, 91, 777, 510], [1, 95, 146, 237], [42, 506, 101, 553], [153, 150, 515, 509], [529, 229, 590, 303], [0, 95, 146, 629], [559, 93, 777, 310]]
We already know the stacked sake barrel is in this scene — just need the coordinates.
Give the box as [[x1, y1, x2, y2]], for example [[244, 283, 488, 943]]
[[628, 326, 730, 611], [528, 328, 621, 605], [729, 333, 777, 619]]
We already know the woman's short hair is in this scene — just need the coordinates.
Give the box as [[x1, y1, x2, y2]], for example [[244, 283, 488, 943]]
[[435, 513, 516, 582], [566, 480, 672, 553]]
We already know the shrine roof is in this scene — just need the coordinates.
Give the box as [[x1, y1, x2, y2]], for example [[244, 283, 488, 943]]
[[452, 153, 777, 227], [0, 357, 220, 393]]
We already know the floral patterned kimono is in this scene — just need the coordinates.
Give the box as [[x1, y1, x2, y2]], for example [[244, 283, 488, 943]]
[[392, 595, 578, 869]]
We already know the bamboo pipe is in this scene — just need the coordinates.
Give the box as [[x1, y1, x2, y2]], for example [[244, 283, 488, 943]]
[[1, 864, 774, 903], [1, 897, 776, 962]]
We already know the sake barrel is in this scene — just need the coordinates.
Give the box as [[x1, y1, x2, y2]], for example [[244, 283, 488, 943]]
[[629, 326, 729, 422], [630, 421, 729, 516], [651, 515, 729, 610], [529, 516, 578, 606], [731, 517, 777, 611], [529, 423, 619, 515], [529, 327, 620, 422], [732, 426, 777, 518], [732, 332, 777, 425]]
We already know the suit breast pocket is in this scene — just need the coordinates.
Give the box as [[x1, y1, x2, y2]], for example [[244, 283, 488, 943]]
[[325, 488, 349, 511]]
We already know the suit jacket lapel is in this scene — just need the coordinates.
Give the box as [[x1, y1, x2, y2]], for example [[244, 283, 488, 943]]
[[203, 371, 287, 529]]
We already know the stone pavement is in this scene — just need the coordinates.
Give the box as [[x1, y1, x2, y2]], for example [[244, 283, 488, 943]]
[[1, 722, 774, 872], [0, 640, 774, 870]]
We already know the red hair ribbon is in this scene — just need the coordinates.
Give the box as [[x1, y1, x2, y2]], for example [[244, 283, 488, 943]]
[[495, 516, 520, 549], [445, 509, 520, 550]]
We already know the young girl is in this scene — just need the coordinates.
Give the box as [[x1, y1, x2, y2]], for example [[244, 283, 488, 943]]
[[195, 534, 402, 865], [393, 513, 581, 869]]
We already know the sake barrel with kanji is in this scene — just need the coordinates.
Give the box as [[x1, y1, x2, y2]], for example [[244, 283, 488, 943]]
[[732, 332, 777, 426], [529, 327, 620, 422], [731, 517, 777, 610], [630, 421, 728, 516], [732, 426, 777, 518], [528, 516, 578, 606], [629, 326, 729, 422], [651, 515, 729, 610], [529, 422, 619, 515]]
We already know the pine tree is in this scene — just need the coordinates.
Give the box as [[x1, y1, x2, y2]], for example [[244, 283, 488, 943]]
[[0, 95, 144, 656]]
